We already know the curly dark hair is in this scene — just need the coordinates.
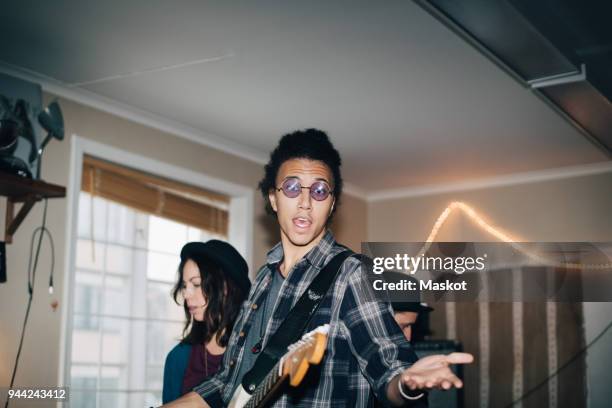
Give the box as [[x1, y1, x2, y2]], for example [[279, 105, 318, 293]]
[[258, 128, 343, 222], [172, 254, 248, 347]]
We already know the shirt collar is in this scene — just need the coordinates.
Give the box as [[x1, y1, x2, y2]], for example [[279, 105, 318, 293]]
[[265, 229, 336, 269]]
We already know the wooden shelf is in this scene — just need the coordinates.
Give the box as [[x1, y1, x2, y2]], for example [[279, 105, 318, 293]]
[[0, 172, 66, 243]]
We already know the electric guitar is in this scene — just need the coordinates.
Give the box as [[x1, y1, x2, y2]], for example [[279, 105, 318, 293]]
[[228, 324, 329, 408]]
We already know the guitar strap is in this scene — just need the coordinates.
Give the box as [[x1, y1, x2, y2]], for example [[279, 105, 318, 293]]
[[241, 249, 357, 394]]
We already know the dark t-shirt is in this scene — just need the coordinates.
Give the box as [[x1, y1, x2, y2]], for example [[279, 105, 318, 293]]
[[181, 344, 224, 395], [231, 266, 285, 395]]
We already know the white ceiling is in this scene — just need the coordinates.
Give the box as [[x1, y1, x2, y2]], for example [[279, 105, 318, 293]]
[[1, 0, 608, 194]]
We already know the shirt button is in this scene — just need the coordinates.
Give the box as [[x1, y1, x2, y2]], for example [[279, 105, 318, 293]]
[[229, 359, 236, 367], [251, 303, 258, 310], [239, 331, 246, 337]]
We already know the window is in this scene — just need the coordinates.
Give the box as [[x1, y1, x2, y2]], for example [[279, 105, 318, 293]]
[[69, 157, 229, 407]]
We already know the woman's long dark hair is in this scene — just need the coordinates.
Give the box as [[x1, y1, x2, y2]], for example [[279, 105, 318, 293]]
[[172, 254, 247, 347]]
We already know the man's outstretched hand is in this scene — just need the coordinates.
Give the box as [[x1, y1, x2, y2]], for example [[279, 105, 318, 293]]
[[402, 352, 474, 391]]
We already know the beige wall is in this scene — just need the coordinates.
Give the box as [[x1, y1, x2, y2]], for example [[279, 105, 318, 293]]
[[368, 171, 612, 242], [368, 170, 612, 408], [0, 94, 368, 405], [330, 193, 368, 252]]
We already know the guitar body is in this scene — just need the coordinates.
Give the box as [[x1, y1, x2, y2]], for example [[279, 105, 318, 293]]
[[227, 325, 329, 408], [228, 386, 251, 408]]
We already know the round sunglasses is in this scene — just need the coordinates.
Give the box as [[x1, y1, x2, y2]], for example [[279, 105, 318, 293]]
[[276, 177, 333, 201]]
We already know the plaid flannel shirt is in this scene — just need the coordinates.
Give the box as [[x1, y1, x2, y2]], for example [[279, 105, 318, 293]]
[[193, 230, 418, 407]]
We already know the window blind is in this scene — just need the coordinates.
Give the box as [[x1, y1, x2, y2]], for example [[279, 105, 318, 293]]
[[81, 155, 229, 235]]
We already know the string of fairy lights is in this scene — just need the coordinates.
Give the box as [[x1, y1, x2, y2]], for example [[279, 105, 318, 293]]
[[419, 201, 611, 270]]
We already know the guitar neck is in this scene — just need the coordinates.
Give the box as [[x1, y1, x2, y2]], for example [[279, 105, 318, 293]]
[[244, 361, 287, 408]]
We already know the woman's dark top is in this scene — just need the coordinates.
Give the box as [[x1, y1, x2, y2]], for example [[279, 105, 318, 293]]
[[181, 344, 224, 395], [162, 343, 224, 403]]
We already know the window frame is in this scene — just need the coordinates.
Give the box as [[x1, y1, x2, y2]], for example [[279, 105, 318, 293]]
[[59, 135, 254, 404]]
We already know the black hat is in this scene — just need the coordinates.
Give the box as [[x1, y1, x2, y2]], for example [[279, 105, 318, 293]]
[[382, 271, 434, 314], [180, 240, 251, 294]]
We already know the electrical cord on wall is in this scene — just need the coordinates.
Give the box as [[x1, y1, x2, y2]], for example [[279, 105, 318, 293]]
[[4, 198, 54, 408], [31, 226, 54, 295], [504, 317, 612, 407]]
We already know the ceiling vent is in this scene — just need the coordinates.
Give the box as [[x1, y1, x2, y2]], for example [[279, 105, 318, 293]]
[[416, 0, 612, 157]]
